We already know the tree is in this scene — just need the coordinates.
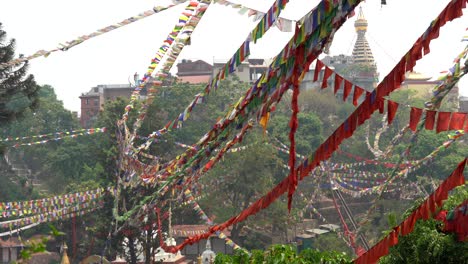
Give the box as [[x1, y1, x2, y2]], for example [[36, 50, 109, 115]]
[[379, 187, 468, 264], [0, 22, 40, 123], [199, 132, 286, 244], [215, 244, 353, 263]]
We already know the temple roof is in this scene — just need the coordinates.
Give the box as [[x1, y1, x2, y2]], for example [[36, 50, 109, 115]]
[[405, 71, 431, 81]]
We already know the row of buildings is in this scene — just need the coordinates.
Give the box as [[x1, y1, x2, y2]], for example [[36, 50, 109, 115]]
[[79, 58, 270, 128]]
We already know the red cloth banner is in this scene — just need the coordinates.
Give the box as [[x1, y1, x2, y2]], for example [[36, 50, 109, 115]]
[[353, 86, 365, 106], [387, 100, 399, 125], [321, 66, 333, 89], [314, 59, 324, 81], [334, 74, 343, 94], [436, 112, 451, 133], [409, 107, 423, 131], [449, 112, 467, 130], [343, 80, 353, 101], [425, 110, 437, 130], [437, 200, 468, 241], [355, 159, 467, 264]]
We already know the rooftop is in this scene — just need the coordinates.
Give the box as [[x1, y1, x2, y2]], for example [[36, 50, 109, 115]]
[[405, 71, 432, 81], [172, 225, 232, 238], [319, 224, 341, 231], [305, 228, 330, 235]]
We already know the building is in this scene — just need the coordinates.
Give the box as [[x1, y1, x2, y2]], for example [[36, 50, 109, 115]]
[[295, 225, 341, 252], [0, 237, 23, 263], [172, 225, 235, 261], [212, 58, 269, 84], [459, 96, 468, 112], [176, 59, 213, 84], [79, 83, 140, 128], [176, 59, 269, 85], [400, 71, 460, 109]]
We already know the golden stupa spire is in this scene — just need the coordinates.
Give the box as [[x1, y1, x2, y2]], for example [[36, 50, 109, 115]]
[[354, 7, 368, 32], [60, 243, 70, 264]]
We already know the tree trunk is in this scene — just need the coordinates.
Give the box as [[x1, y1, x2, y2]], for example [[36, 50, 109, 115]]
[[144, 231, 151, 264], [127, 237, 138, 264]]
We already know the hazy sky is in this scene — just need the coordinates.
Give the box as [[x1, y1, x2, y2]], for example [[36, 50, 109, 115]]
[[0, 0, 466, 113]]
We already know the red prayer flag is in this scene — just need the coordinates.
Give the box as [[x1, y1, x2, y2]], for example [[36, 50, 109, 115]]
[[449, 112, 466, 130], [409, 107, 423, 131], [425, 110, 436, 130], [353, 86, 365, 106], [343, 80, 353, 101], [387, 100, 399, 125], [321, 67, 333, 89], [378, 98, 385, 114], [436, 112, 451, 133], [313, 60, 324, 81], [465, 118, 468, 133], [334, 74, 343, 94]]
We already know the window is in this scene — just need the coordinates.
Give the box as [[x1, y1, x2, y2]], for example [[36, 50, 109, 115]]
[[93, 99, 99, 106], [85, 99, 89, 105]]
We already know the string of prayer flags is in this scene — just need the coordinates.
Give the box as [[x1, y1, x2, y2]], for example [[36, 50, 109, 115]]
[[122, 1, 208, 122], [0, 199, 103, 229], [136, 0, 293, 152], [128, 0, 212, 142], [0, 205, 101, 237], [355, 159, 467, 264], [335, 149, 413, 169], [0, 4, 179, 69], [213, 0, 294, 32], [312, 57, 468, 133], [158, 0, 468, 253], [251, 0, 289, 43], [0, 187, 113, 216], [297, 191, 352, 247], [9, 127, 107, 148], [0, 127, 106, 143], [183, 189, 246, 252]]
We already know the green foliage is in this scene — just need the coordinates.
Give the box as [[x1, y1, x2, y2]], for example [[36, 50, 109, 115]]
[[215, 245, 352, 264], [0, 22, 40, 124], [378, 189, 468, 264], [312, 233, 353, 256], [442, 184, 468, 211], [18, 238, 47, 262], [15, 224, 65, 263], [379, 219, 468, 264]]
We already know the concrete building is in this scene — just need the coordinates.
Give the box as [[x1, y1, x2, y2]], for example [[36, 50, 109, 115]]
[[400, 71, 460, 109], [212, 58, 269, 84], [176, 58, 269, 85], [460, 96, 468, 112], [79, 83, 144, 128], [176, 59, 213, 84], [0, 237, 23, 263]]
